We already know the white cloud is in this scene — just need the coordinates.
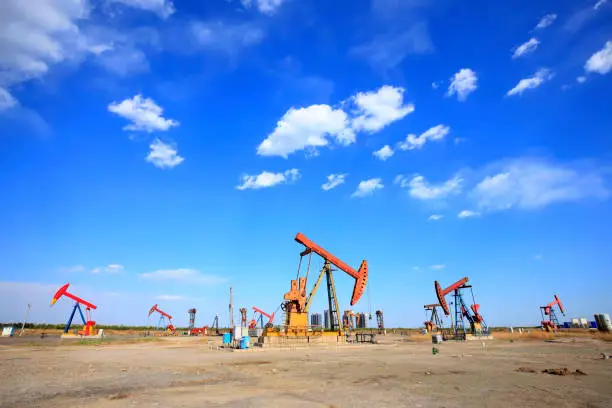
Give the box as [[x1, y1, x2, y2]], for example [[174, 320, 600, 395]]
[[237, 168, 300, 190], [512, 38, 540, 59], [0, 87, 18, 111], [191, 21, 265, 56], [108, 0, 175, 18], [58, 265, 86, 273], [108, 94, 179, 133], [431, 81, 441, 89], [322, 174, 347, 191], [472, 157, 609, 212], [535, 14, 557, 30], [534, 254, 542, 260], [398, 124, 450, 151], [256, 105, 354, 158], [506, 68, 553, 96], [447, 68, 478, 101], [92, 264, 124, 274], [351, 178, 384, 198], [140, 268, 225, 285], [594, 0, 608, 10], [577, 76, 587, 83], [585, 41, 612, 75], [0, 0, 90, 105], [240, 0, 286, 14], [146, 139, 184, 169], [351, 85, 415, 133], [95, 47, 149, 76], [256, 85, 413, 158], [428, 214, 443, 221], [458, 210, 480, 218], [349, 23, 433, 71], [156, 294, 183, 301], [373, 145, 394, 161], [396, 174, 463, 200], [430, 264, 445, 270]]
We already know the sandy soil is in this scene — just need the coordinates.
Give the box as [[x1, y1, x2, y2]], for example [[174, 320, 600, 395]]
[[1, 334, 611, 408]]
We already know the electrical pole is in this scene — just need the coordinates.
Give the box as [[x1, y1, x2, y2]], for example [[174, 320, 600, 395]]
[[19, 303, 31, 336], [229, 287, 234, 329]]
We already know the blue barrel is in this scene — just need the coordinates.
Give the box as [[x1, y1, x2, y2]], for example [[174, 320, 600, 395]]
[[563, 322, 570, 329], [240, 336, 250, 349], [222, 333, 231, 344], [590, 321, 598, 329]]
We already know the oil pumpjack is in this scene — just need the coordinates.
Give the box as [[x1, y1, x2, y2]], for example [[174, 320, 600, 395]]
[[540, 294, 565, 332], [266, 232, 368, 337], [434, 277, 489, 338]]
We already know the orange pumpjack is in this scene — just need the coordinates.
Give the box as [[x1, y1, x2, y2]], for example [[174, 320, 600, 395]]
[[279, 232, 368, 336]]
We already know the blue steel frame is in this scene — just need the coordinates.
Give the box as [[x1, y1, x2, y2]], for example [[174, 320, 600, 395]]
[[64, 302, 87, 333]]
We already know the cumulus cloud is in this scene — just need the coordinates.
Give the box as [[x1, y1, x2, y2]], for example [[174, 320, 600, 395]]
[[535, 14, 557, 30], [447, 69, 478, 101], [0, 0, 91, 105], [146, 139, 184, 169], [472, 157, 609, 212], [458, 210, 480, 218], [256, 85, 413, 158], [351, 86, 414, 133], [430, 264, 445, 270], [506, 68, 553, 96], [322, 174, 347, 191], [395, 174, 463, 200], [351, 178, 384, 198], [108, 94, 179, 132], [428, 214, 443, 221], [577, 76, 587, 83], [256, 105, 354, 158], [108, 0, 176, 19], [398, 124, 450, 151], [236, 169, 300, 190], [585, 41, 612, 75], [373, 145, 394, 161], [512, 38, 540, 59], [140, 268, 225, 285]]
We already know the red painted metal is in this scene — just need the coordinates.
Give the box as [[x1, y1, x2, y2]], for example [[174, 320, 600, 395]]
[[252, 306, 275, 323], [542, 294, 564, 315], [434, 277, 469, 315], [294, 232, 368, 306], [50, 283, 97, 310], [148, 304, 173, 320]]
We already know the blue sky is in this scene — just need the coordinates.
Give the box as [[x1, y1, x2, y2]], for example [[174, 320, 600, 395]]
[[1, 0, 611, 329]]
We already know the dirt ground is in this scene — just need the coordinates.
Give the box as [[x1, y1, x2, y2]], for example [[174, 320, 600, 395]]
[[1, 333, 611, 408]]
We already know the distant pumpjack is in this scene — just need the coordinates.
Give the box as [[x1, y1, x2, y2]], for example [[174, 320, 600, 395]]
[[540, 295, 565, 332]]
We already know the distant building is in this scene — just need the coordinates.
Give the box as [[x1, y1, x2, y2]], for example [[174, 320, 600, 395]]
[[310, 313, 322, 327]]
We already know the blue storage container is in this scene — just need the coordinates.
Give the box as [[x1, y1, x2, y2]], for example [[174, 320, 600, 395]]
[[590, 321, 598, 329], [222, 333, 231, 345], [240, 336, 250, 349], [563, 322, 570, 329]]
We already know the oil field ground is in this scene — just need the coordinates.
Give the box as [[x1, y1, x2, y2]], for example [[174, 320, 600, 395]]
[[1, 333, 611, 408]]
